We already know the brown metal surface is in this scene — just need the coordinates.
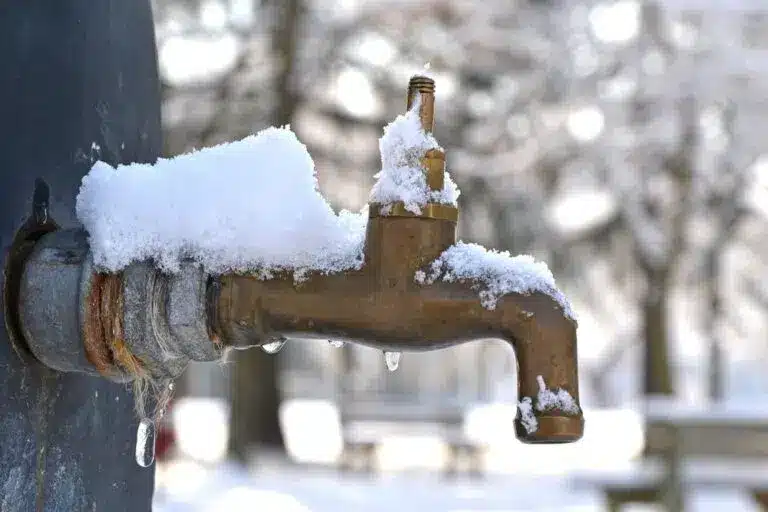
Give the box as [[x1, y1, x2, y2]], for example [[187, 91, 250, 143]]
[[407, 75, 435, 133], [406, 76, 444, 193], [369, 202, 459, 222], [215, 266, 581, 442], [516, 416, 585, 444], [423, 148, 445, 191]]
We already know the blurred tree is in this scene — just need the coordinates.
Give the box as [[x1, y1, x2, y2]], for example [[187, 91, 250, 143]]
[[228, 0, 305, 461], [558, 1, 768, 400]]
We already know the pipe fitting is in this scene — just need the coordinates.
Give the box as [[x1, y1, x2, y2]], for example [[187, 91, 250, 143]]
[[19, 229, 110, 377], [16, 228, 221, 383]]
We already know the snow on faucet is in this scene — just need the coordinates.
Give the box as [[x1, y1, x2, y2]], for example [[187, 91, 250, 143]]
[[13, 76, 584, 462]]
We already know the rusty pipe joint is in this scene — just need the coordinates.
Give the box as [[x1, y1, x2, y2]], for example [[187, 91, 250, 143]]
[[16, 228, 221, 383]]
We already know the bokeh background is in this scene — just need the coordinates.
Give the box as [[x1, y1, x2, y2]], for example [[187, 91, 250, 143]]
[[150, 0, 768, 510]]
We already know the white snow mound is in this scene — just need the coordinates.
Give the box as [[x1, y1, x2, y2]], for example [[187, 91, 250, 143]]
[[76, 126, 367, 276]]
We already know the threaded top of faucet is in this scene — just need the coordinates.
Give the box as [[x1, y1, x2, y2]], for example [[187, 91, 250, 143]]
[[408, 75, 435, 94], [407, 76, 434, 109], [407, 75, 436, 133]]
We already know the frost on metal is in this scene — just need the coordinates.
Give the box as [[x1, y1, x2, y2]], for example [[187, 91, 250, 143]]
[[414, 241, 576, 321], [369, 96, 459, 215], [518, 376, 580, 434], [517, 397, 538, 434], [535, 375, 580, 415], [76, 127, 367, 277]]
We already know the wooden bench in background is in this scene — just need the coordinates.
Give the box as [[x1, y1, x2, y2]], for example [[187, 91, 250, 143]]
[[572, 400, 768, 511], [339, 401, 485, 477]]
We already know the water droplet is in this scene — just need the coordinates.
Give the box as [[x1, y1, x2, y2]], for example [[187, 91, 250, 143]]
[[328, 340, 344, 348], [384, 351, 401, 372], [135, 418, 156, 468], [262, 338, 287, 354], [168, 382, 175, 391]]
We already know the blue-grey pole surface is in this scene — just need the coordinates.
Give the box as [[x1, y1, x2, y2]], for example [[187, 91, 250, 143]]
[[0, 1, 161, 509]]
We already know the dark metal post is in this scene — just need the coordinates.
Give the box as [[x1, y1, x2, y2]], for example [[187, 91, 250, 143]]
[[0, 1, 161, 509]]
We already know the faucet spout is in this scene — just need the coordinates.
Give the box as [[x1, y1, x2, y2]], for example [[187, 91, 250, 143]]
[[212, 265, 583, 442]]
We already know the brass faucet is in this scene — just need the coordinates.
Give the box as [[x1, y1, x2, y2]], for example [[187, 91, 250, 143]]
[[210, 76, 584, 443], [10, 76, 583, 444]]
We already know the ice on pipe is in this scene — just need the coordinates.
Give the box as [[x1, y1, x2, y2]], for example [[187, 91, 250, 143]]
[[414, 242, 576, 321], [535, 376, 580, 415], [135, 418, 156, 468], [384, 351, 401, 372], [517, 377, 580, 435], [518, 397, 538, 434], [369, 96, 459, 215], [76, 127, 367, 276], [261, 338, 287, 354]]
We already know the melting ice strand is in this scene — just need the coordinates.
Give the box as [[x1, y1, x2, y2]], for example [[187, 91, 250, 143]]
[[262, 338, 287, 354], [135, 418, 156, 468], [384, 351, 401, 371]]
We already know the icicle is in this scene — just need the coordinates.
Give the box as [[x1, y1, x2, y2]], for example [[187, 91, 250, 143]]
[[135, 418, 156, 468], [262, 338, 287, 354], [328, 339, 344, 348], [384, 351, 401, 372]]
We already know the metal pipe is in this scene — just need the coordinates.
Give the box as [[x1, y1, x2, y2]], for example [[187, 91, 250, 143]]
[[18, 228, 221, 382], [0, 0, 160, 506]]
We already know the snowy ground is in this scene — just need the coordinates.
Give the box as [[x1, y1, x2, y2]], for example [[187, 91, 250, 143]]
[[154, 461, 598, 512], [153, 399, 760, 511], [152, 459, 759, 512]]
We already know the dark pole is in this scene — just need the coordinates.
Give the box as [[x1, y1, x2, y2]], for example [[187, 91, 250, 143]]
[[0, 1, 161, 509]]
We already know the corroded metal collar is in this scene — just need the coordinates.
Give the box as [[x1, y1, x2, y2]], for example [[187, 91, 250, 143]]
[[369, 202, 459, 222]]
